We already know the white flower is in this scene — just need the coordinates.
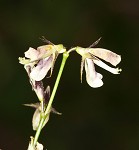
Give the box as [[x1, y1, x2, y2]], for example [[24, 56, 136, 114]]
[[19, 44, 66, 81], [76, 46, 121, 88]]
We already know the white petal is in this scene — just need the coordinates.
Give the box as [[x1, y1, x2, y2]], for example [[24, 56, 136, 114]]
[[85, 58, 103, 88], [30, 56, 53, 81], [89, 48, 121, 66], [25, 47, 39, 61], [93, 58, 121, 74]]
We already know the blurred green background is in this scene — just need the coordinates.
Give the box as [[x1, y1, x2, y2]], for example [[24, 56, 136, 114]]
[[0, 0, 139, 149]]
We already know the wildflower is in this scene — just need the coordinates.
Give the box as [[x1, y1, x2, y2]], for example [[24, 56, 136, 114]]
[[19, 44, 66, 81], [76, 42, 121, 88]]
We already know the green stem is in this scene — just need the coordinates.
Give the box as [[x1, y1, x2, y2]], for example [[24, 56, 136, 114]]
[[33, 52, 69, 147]]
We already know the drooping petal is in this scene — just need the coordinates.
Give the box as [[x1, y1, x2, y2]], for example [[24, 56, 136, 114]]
[[30, 56, 53, 81], [93, 57, 122, 74], [85, 58, 103, 88], [89, 48, 121, 66]]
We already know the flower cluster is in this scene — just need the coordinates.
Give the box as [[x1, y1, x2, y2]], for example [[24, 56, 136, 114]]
[[19, 44, 65, 131], [19, 39, 121, 150], [19, 41, 121, 129]]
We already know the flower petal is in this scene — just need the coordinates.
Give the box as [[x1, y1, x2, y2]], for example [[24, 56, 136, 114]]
[[85, 58, 103, 88], [93, 58, 122, 74], [37, 45, 54, 57], [30, 56, 53, 81], [89, 48, 121, 66], [25, 47, 40, 61], [25, 47, 50, 61]]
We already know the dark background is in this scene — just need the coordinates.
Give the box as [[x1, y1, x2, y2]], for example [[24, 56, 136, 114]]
[[0, 0, 139, 150]]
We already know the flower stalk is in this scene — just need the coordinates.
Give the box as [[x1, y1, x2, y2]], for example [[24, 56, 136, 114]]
[[33, 51, 69, 147]]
